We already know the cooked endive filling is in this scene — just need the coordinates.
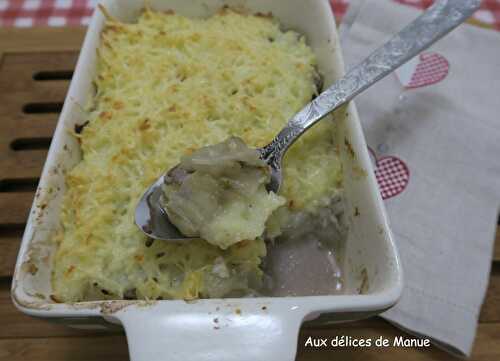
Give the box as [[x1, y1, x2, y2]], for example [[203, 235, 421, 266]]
[[162, 137, 286, 250], [52, 8, 343, 302]]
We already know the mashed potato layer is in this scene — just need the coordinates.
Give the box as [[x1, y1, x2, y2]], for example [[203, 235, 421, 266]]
[[52, 8, 342, 302]]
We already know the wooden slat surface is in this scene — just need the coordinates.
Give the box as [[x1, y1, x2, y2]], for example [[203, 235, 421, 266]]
[[0, 236, 21, 278], [0, 26, 498, 361], [0, 193, 37, 225], [480, 264, 500, 323], [0, 336, 129, 361]]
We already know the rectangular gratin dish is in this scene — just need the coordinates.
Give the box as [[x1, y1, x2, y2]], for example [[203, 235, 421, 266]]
[[11, 1, 403, 360]]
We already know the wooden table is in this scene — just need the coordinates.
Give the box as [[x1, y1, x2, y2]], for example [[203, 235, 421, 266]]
[[0, 27, 499, 360]]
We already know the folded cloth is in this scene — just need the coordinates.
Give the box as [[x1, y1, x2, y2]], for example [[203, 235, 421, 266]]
[[340, 0, 500, 356]]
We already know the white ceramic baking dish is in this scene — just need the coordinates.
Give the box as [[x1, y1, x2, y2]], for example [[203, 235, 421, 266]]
[[11, 0, 403, 360]]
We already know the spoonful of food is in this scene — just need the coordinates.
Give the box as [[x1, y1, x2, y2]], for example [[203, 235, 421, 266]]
[[136, 0, 479, 242]]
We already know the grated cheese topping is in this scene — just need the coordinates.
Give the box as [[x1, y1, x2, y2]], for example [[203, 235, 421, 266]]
[[52, 8, 343, 302]]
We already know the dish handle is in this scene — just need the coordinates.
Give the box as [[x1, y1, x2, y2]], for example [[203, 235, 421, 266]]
[[113, 302, 307, 361]]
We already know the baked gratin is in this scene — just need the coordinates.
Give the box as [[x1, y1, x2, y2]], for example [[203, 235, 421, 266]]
[[52, 7, 344, 302]]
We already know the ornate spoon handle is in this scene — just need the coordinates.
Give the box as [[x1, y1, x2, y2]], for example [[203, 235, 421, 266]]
[[260, 0, 479, 164]]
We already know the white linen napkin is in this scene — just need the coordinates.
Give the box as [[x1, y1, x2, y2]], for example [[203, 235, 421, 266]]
[[340, 0, 500, 356]]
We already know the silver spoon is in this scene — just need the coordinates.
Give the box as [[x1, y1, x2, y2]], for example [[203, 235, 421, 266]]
[[135, 0, 479, 241]]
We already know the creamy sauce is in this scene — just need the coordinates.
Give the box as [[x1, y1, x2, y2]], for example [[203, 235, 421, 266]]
[[263, 195, 347, 296]]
